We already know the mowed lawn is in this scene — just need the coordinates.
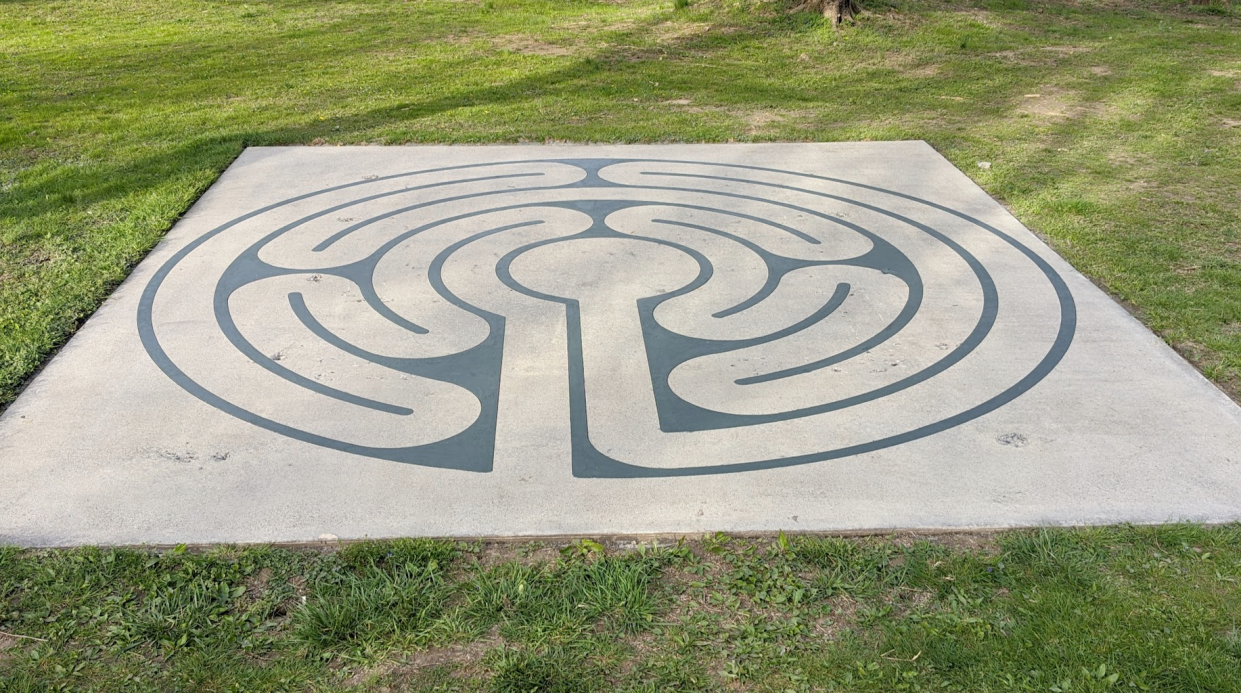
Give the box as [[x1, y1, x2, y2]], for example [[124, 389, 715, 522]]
[[4, 528, 1241, 691], [2, 0, 1241, 691], [0, 0, 1239, 406]]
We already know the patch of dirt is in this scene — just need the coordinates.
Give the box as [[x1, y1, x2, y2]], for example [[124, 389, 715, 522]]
[[880, 585, 938, 617], [1107, 151, 1145, 166], [491, 36, 575, 57], [744, 110, 785, 135], [652, 100, 814, 134], [960, 8, 1004, 28], [988, 45, 1092, 67], [1017, 88, 1091, 120], [886, 531, 1001, 555], [610, 631, 659, 682], [442, 32, 478, 45], [0, 632, 34, 663], [1173, 339, 1239, 402], [811, 594, 859, 640], [268, 574, 309, 618], [654, 21, 716, 41], [1175, 340, 1216, 368], [1089, 66, 1112, 76], [987, 49, 1041, 66], [356, 634, 503, 689], [246, 567, 273, 595], [554, 18, 640, 34], [1041, 45, 1094, 56], [469, 541, 563, 569], [905, 63, 941, 78], [16, 247, 57, 268], [883, 51, 940, 78], [343, 661, 399, 688], [906, 588, 935, 609], [1223, 119, 1241, 128]]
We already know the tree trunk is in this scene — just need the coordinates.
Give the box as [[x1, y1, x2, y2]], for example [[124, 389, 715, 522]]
[[792, 0, 860, 26]]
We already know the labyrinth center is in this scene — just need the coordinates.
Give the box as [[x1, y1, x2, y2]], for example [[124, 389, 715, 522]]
[[3, 143, 1240, 545]]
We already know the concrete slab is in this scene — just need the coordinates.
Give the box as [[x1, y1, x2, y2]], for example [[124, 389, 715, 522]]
[[2, 142, 1240, 547]]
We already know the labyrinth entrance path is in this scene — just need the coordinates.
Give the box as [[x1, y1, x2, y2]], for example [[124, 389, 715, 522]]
[[3, 143, 1240, 545]]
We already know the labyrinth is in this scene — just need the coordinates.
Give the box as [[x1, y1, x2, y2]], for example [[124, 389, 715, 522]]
[[3, 143, 1240, 545], [139, 157, 1073, 476]]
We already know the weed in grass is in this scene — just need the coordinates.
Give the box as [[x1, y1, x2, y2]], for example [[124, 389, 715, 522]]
[[338, 537, 460, 572], [292, 561, 449, 652], [464, 551, 668, 644]]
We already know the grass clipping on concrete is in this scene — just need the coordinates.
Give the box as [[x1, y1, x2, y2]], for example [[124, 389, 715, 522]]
[[2, 527, 1241, 691], [0, 0, 1239, 407]]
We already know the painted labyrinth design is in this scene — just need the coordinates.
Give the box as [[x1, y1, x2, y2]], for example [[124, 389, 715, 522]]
[[139, 159, 1075, 477]]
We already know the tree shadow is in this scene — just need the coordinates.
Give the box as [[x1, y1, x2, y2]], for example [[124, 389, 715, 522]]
[[1, 6, 830, 231]]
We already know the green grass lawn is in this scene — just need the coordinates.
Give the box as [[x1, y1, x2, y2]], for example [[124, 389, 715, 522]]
[[0, 0, 1239, 406], [3, 528, 1241, 691], [3, 0, 1241, 690]]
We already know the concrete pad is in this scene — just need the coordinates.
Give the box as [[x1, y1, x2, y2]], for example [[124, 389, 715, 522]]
[[2, 142, 1240, 547]]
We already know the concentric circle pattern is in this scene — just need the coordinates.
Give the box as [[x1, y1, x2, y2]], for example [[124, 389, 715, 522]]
[[139, 159, 1075, 477]]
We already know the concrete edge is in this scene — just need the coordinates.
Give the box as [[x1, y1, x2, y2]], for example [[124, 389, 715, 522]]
[[9, 520, 1237, 552]]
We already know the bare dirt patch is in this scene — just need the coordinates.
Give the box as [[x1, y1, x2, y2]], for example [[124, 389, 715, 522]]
[[888, 531, 1002, 555], [651, 101, 815, 133], [988, 49, 1041, 67], [492, 36, 575, 57], [654, 21, 715, 41], [883, 51, 940, 78], [469, 541, 563, 569], [610, 631, 659, 682], [745, 110, 785, 134], [347, 633, 502, 689], [989, 45, 1094, 67], [904, 63, 941, 78], [811, 594, 860, 640], [1041, 45, 1094, 56], [246, 567, 273, 595], [555, 18, 640, 35], [1017, 88, 1095, 120], [960, 8, 1005, 28], [0, 632, 34, 664], [408, 639, 495, 674]]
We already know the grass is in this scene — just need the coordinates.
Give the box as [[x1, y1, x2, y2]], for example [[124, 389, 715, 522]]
[[0, 0, 1239, 406], [2, 527, 1241, 690]]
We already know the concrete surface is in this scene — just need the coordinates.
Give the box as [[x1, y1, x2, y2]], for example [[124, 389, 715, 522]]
[[2, 142, 1239, 546]]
